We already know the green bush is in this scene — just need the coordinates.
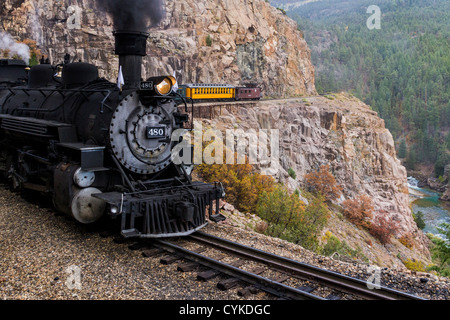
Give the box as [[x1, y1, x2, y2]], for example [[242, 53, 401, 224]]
[[205, 34, 213, 47], [320, 233, 368, 262], [413, 211, 426, 230], [427, 224, 450, 277], [256, 186, 329, 251], [288, 168, 297, 180], [321, 234, 342, 256]]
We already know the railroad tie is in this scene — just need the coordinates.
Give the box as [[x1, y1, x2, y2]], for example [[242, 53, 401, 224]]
[[271, 274, 290, 283], [177, 262, 199, 272], [128, 242, 147, 251], [297, 285, 316, 293], [197, 259, 245, 282], [160, 255, 180, 265], [192, 247, 208, 254], [236, 267, 266, 297], [237, 286, 258, 297], [325, 293, 341, 300], [217, 264, 264, 291], [196, 253, 228, 281], [197, 269, 221, 282], [141, 248, 164, 258], [217, 277, 240, 291]]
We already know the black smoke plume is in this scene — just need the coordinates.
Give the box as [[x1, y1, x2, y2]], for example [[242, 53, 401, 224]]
[[97, 0, 164, 31]]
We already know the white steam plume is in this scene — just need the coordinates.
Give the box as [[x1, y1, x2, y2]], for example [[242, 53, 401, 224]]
[[0, 32, 31, 63]]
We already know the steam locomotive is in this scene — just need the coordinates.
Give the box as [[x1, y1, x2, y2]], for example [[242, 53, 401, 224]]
[[0, 31, 225, 238]]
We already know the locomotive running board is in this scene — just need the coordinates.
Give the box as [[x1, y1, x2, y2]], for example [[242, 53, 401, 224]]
[[0, 114, 73, 139]]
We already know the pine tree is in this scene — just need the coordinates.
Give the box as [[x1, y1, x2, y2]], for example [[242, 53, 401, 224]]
[[398, 140, 407, 159]]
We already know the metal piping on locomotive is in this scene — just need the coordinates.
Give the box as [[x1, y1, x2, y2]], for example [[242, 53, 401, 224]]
[[0, 31, 225, 238]]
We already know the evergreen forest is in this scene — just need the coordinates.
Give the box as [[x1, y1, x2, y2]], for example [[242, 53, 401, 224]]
[[286, 0, 449, 175]]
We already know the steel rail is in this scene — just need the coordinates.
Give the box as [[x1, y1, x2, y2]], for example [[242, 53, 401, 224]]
[[152, 238, 326, 300], [188, 232, 426, 300]]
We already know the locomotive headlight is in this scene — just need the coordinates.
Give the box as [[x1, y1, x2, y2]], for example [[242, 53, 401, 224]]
[[142, 76, 177, 96], [156, 78, 172, 95]]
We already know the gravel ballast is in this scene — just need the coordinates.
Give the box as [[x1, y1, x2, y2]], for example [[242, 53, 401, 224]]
[[0, 185, 449, 300]]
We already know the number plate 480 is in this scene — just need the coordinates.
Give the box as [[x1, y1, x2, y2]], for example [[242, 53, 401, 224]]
[[146, 127, 166, 139]]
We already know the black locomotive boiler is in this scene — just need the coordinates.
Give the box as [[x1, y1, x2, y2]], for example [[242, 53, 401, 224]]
[[0, 31, 225, 238]]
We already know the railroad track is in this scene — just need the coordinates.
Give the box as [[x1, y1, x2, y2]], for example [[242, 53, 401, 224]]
[[138, 231, 426, 301]]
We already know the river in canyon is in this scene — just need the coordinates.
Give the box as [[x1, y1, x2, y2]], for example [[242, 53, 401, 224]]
[[408, 177, 450, 239]]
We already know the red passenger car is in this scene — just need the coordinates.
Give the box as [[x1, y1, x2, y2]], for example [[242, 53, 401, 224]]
[[235, 86, 262, 101]]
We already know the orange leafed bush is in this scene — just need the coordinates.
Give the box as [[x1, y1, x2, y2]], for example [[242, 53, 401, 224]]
[[369, 210, 400, 245], [19, 39, 42, 57], [398, 233, 415, 249], [304, 165, 342, 201], [196, 152, 275, 215], [342, 194, 374, 228]]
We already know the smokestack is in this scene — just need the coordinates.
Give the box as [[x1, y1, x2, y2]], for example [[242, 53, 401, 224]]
[[97, 0, 165, 89], [114, 30, 149, 89]]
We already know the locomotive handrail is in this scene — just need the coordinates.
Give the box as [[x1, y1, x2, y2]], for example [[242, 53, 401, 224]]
[[121, 181, 220, 196], [100, 89, 113, 113], [0, 86, 114, 93], [2, 87, 117, 116]]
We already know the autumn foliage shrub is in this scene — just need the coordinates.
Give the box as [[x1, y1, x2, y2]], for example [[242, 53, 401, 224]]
[[256, 185, 306, 235], [19, 39, 42, 66], [1, 38, 43, 65], [403, 259, 428, 272], [342, 194, 374, 229], [197, 161, 275, 215], [196, 133, 330, 250], [304, 165, 342, 201], [256, 186, 329, 250], [195, 139, 276, 215], [399, 233, 415, 249], [368, 211, 400, 245]]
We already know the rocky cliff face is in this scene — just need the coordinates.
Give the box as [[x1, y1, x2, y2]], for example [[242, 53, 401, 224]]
[[0, 0, 316, 98], [203, 93, 431, 265]]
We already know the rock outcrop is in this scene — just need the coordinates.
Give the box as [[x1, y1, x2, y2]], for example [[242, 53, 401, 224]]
[[201, 93, 431, 264], [440, 164, 450, 201], [0, 0, 316, 98]]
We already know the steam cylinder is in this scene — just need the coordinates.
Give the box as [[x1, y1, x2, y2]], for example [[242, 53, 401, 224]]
[[53, 163, 105, 224]]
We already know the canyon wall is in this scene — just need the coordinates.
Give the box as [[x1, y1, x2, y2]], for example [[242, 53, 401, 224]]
[[203, 94, 431, 262], [0, 0, 316, 98]]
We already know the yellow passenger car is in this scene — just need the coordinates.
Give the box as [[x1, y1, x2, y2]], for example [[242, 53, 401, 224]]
[[183, 84, 235, 101]]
